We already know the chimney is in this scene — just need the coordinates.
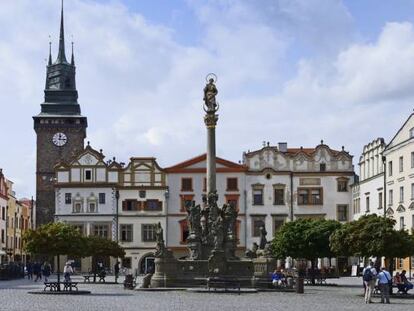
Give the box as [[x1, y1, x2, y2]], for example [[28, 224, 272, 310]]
[[278, 142, 287, 152]]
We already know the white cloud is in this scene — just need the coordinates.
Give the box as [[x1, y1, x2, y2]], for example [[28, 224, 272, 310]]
[[2, 0, 414, 198]]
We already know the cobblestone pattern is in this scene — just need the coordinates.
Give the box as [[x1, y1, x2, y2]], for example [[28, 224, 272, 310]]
[[0, 277, 412, 311]]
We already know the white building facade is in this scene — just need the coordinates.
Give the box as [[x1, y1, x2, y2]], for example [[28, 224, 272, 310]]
[[383, 113, 414, 273], [243, 142, 354, 270]]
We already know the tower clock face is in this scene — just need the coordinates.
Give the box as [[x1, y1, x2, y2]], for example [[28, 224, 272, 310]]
[[52, 132, 68, 147]]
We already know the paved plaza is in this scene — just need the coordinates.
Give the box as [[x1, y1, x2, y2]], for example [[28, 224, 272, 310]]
[[0, 276, 413, 311]]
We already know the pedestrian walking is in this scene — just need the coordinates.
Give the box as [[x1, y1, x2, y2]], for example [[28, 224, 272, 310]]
[[362, 261, 377, 304], [33, 262, 42, 282], [63, 262, 73, 283], [377, 267, 392, 304], [42, 261, 52, 283], [114, 261, 120, 284], [26, 261, 33, 280]]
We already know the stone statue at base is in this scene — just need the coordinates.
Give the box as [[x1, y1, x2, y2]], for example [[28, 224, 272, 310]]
[[259, 226, 267, 250], [154, 222, 173, 258], [245, 242, 259, 259]]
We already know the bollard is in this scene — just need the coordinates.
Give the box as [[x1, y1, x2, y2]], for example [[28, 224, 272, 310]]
[[295, 277, 304, 294]]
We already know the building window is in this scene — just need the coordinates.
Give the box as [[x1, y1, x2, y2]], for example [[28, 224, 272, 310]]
[[411, 183, 414, 200], [89, 202, 96, 213], [145, 200, 162, 211], [337, 179, 348, 192], [93, 224, 109, 239], [181, 178, 193, 191], [274, 188, 284, 205], [378, 192, 383, 209], [253, 189, 263, 205], [123, 257, 132, 269], [65, 193, 72, 204], [412, 215, 414, 229], [337, 205, 348, 222], [85, 170, 92, 181], [273, 217, 285, 234], [410, 127, 414, 138], [139, 190, 146, 198], [142, 224, 156, 242], [122, 200, 138, 211], [297, 188, 323, 205], [400, 216, 405, 230], [73, 202, 82, 213], [389, 189, 393, 205], [399, 156, 404, 173], [252, 217, 265, 237], [203, 177, 207, 192], [411, 152, 414, 169], [1, 207, 5, 220], [120, 224, 133, 242], [388, 161, 393, 176], [400, 186, 404, 203], [99, 193, 105, 204], [180, 195, 194, 212], [320, 163, 326, 172], [226, 178, 238, 191], [366, 196, 370, 212], [1, 229, 4, 244]]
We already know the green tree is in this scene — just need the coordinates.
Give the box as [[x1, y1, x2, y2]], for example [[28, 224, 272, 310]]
[[271, 218, 341, 283], [83, 235, 125, 282], [330, 214, 414, 269], [23, 222, 87, 289]]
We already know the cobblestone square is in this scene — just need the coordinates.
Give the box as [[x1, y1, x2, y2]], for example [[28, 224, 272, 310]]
[[0, 277, 413, 311]]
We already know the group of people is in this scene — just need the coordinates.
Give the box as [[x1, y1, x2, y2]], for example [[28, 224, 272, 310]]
[[271, 268, 287, 286], [363, 261, 413, 304], [25, 261, 52, 282]]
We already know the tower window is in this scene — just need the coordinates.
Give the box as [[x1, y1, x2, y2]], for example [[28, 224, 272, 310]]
[[65, 78, 71, 88]]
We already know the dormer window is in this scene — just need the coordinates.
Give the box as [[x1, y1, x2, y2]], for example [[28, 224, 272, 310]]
[[320, 163, 326, 172], [85, 170, 92, 181]]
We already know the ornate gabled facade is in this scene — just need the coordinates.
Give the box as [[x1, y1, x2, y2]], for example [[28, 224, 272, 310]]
[[34, 4, 87, 226], [165, 154, 247, 259], [55, 143, 118, 272], [351, 138, 386, 220], [117, 157, 167, 275], [243, 142, 354, 269]]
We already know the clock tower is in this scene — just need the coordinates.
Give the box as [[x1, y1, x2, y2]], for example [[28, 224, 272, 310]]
[[33, 4, 87, 225]]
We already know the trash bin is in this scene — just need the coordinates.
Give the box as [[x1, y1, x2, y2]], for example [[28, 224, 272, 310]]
[[124, 274, 134, 290], [296, 277, 304, 294]]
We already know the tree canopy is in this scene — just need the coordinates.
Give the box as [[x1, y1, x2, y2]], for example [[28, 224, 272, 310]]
[[330, 214, 414, 259], [23, 222, 86, 257], [271, 218, 342, 260], [84, 235, 125, 259]]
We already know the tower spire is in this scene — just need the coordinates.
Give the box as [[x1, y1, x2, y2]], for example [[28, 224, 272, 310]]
[[56, 0, 68, 63], [48, 38, 52, 66], [71, 40, 75, 65]]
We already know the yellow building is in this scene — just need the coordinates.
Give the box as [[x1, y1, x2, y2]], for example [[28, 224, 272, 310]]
[[5, 180, 31, 263]]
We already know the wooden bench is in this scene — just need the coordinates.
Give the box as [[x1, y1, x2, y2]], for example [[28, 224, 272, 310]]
[[63, 282, 78, 291], [83, 275, 93, 283], [43, 282, 60, 291], [207, 277, 241, 294]]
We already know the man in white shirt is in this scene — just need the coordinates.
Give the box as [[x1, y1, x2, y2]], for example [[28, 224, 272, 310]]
[[377, 267, 392, 304], [362, 261, 377, 304]]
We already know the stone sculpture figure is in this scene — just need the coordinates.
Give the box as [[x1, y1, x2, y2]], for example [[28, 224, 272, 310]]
[[203, 78, 218, 111], [186, 201, 201, 237], [222, 203, 238, 236], [245, 242, 259, 259], [212, 216, 224, 251], [154, 222, 166, 258], [259, 226, 267, 250]]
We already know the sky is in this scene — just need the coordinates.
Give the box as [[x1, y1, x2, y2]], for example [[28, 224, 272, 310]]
[[2, 0, 414, 198]]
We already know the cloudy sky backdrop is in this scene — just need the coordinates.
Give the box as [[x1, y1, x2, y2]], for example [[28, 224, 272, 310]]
[[2, 0, 414, 198]]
